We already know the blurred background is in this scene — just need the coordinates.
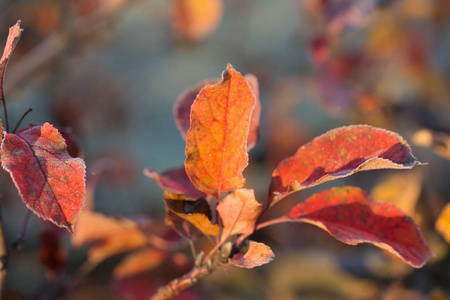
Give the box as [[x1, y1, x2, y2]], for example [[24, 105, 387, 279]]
[[1, 0, 450, 299]]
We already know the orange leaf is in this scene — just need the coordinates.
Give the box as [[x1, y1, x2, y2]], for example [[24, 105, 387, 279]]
[[174, 74, 261, 150], [72, 211, 148, 264], [270, 125, 420, 204], [284, 186, 431, 268], [230, 241, 274, 269], [1, 123, 86, 232], [171, 0, 223, 42], [185, 64, 256, 197], [436, 203, 450, 244], [217, 189, 262, 240], [164, 191, 219, 236], [113, 249, 168, 279]]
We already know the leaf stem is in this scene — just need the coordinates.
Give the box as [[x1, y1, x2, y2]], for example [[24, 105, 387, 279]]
[[0, 95, 9, 133], [12, 108, 32, 133]]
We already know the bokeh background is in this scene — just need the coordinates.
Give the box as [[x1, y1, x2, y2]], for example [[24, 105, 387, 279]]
[[1, 0, 450, 299]]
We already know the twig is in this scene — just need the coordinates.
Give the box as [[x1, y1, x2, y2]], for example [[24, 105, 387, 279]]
[[150, 243, 232, 300], [12, 210, 32, 250]]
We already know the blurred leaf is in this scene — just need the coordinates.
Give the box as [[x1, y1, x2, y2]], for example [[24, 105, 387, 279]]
[[113, 248, 168, 279], [0, 20, 22, 101], [185, 64, 256, 197], [230, 241, 274, 269], [436, 202, 450, 244], [413, 129, 450, 160], [270, 125, 420, 204], [283, 186, 431, 268], [371, 172, 422, 223], [144, 167, 206, 199], [171, 0, 223, 42]]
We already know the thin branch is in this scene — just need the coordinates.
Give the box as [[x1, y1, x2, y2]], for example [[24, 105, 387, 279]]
[[12, 108, 32, 133], [12, 210, 32, 250]]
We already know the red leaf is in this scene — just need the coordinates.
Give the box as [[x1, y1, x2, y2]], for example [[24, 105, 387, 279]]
[[174, 74, 260, 150], [217, 188, 262, 240], [284, 186, 431, 268], [185, 64, 256, 197], [230, 241, 274, 269], [144, 167, 205, 199], [0, 21, 22, 101], [1, 123, 86, 232], [270, 125, 420, 204]]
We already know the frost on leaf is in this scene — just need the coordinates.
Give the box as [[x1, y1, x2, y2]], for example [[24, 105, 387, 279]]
[[163, 191, 219, 236], [217, 188, 262, 241], [270, 125, 421, 204], [231, 241, 274, 269], [1, 123, 86, 232], [284, 186, 431, 268], [185, 64, 256, 197]]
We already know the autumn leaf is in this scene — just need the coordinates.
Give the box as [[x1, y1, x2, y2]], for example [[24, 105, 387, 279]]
[[171, 0, 223, 42], [1, 123, 86, 232], [174, 74, 260, 150], [185, 64, 256, 197], [230, 241, 274, 269], [73, 211, 149, 264], [436, 202, 450, 244], [281, 186, 431, 268], [144, 167, 206, 199], [217, 189, 262, 241], [164, 191, 219, 236], [113, 248, 168, 279], [270, 125, 420, 204], [1, 21, 22, 103]]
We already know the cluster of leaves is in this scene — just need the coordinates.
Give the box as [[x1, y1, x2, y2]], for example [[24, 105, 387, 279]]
[[142, 63, 431, 298]]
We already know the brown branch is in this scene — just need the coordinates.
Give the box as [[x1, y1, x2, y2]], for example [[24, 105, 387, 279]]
[[0, 212, 7, 297], [150, 243, 232, 300]]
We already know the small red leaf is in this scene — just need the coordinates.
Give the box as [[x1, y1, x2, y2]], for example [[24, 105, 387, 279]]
[[174, 74, 260, 150], [185, 64, 256, 197], [1, 21, 22, 100], [144, 167, 206, 199], [284, 186, 431, 268], [1, 123, 86, 232], [270, 125, 420, 204], [217, 188, 262, 240], [230, 241, 274, 269]]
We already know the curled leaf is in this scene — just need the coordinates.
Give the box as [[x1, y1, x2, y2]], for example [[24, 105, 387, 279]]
[[185, 64, 256, 197], [284, 186, 431, 268], [270, 125, 420, 204], [231, 241, 274, 269], [164, 191, 219, 236], [1, 21, 22, 101], [1, 123, 86, 232], [144, 167, 205, 199], [217, 188, 262, 241]]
